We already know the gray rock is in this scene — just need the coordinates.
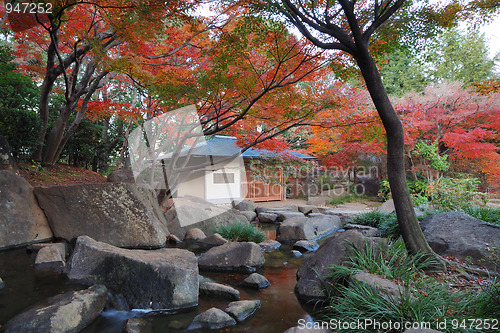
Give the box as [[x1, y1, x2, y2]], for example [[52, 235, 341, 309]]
[[198, 241, 265, 273], [378, 199, 395, 213], [309, 214, 342, 238], [197, 233, 228, 248], [189, 307, 237, 330], [420, 212, 500, 269], [344, 223, 380, 236], [258, 212, 278, 223], [355, 176, 380, 196], [0, 277, 4, 289], [0, 135, 17, 173], [293, 240, 319, 252], [241, 273, 270, 289], [122, 318, 153, 333], [164, 196, 248, 238], [284, 326, 332, 332], [276, 217, 315, 243], [35, 243, 67, 272], [258, 239, 282, 252], [274, 211, 306, 222], [295, 230, 380, 302], [3, 285, 107, 333], [232, 200, 257, 212], [199, 282, 240, 300], [184, 228, 206, 242], [351, 272, 413, 303], [0, 171, 53, 250], [27, 242, 68, 253], [107, 169, 135, 183], [240, 210, 257, 222], [298, 205, 321, 214], [34, 183, 168, 248], [290, 250, 302, 257], [225, 300, 261, 322], [66, 236, 198, 310]]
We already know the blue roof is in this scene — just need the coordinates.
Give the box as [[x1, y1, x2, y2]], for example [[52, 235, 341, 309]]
[[159, 135, 316, 160], [197, 135, 316, 160]]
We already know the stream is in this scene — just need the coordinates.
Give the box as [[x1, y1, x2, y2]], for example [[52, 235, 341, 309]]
[[0, 227, 321, 332]]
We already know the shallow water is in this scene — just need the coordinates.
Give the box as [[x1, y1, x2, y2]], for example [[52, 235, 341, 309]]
[[0, 238, 318, 333]]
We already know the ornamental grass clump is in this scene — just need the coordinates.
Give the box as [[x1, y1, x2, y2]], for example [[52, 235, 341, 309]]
[[214, 222, 266, 243]]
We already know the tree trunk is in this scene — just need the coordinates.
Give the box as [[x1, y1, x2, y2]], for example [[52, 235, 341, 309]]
[[354, 48, 444, 269]]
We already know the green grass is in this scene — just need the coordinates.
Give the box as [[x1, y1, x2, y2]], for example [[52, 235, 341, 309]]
[[349, 211, 400, 239], [328, 194, 360, 206], [214, 222, 266, 243], [463, 206, 500, 225]]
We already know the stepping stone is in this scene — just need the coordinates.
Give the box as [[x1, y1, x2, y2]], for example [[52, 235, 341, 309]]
[[199, 282, 240, 300], [189, 307, 236, 330], [225, 300, 261, 322], [258, 239, 282, 252], [293, 240, 320, 252], [241, 273, 270, 289], [258, 212, 278, 223]]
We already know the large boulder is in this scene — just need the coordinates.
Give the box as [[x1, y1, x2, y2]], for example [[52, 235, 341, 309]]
[[164, 196, 248, 237], [0, 135, 17, 173], [0, 171, 53, 250], [3, 285, 107, 333], [355, 176, 380, 195], [198, 241, 265, 273], [66, 236, 198, 310], [276, 215, 341, 243], [378, 199, 395, 213], [276, 217, 315, 243], [34, 183, 168, 248], [295, 230, 379, 302], [420, 212, 500, 269]]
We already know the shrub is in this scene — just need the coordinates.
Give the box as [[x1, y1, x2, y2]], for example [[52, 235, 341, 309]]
[[428, 176, 485, 211], [214, 222, 266, 243]]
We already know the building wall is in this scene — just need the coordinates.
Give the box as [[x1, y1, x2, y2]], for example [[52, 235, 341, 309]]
[[204, 159, 243, 204], [176, 169, 206, 199]]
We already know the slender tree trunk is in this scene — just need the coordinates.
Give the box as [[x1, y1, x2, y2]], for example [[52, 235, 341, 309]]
[[354, 48, 444, 269]]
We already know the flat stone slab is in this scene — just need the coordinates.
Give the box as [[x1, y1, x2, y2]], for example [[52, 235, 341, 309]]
[[225, 300, 261, 322], [344, 223, 380, 236], [66, 236, 198, 310], [189, 307, 236, 330], [241, 273, 270, 289], [199, 282, 240, 301], [258, 212, 279, 223], [198, 242, 265, 273], [3, 285, 107, 333]]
